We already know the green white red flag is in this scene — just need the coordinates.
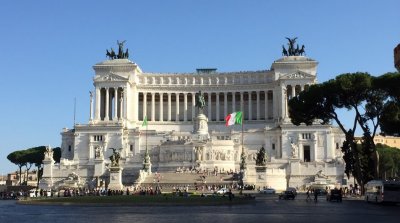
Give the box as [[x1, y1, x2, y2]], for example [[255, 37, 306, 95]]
[[225, 111, 243, 126]]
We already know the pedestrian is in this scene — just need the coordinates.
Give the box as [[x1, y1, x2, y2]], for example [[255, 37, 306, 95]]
[[306, 188, 311, 202], [314, 189, 318, 202]]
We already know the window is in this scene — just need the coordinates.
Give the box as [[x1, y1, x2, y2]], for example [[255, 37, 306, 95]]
[[302, 133, 311, 139], [303, 145, 311, 162], [130, 145, 133, 152], [94, 135, 103, 141], [272, 143, 275, 150], [68, 145, 71, 152]]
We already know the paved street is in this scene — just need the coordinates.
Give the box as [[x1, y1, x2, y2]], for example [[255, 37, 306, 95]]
[[0, 194, 399, 223], [253, 193, 399, 223]]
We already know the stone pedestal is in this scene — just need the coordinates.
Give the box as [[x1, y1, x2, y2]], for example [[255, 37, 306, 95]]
[[39, 157, 54, 189], [108, 167, 123, 190], [255, 166, 267, 183], [193, 113, 210, 140]]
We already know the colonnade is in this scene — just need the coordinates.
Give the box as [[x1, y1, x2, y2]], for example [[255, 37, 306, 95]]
[[94, 87, 124, 121], [137, 91, 275, 122]]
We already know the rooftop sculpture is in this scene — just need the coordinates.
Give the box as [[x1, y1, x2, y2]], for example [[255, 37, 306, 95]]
[[106, 40, 129, 59], [282, 37, 305, 56]]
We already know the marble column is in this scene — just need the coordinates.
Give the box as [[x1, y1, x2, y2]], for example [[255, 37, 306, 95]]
[[292, 85, 296, 98], [184, 93, 187, 122], [191, 93, 195, 120], [119, 91, 123, 120], [105, 88, 109, 121], [216, 92, 220, 121], [151, 92, 155, 121], [176, 93, 180, 121], [95, 87, 100, 120], [143, 93, 147, 120], [113, 88, 118, 120], [159, 93, 163, 122], [168, 93, 171, 121]]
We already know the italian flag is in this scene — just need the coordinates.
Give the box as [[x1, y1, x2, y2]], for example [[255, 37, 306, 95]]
[[225, 111, 243, 126], [142, 116, 148, 127]]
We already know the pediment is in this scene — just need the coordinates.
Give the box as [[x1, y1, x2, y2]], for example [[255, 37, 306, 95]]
[[280, 71, 314, 80], [94, 72, 128, 82]]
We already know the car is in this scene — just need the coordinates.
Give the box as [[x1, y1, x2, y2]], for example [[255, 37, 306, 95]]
[[327, 189, 342, 202], [216, 188, 228, 194], [286, 187, 298, 196], [278, 190, 296, 200], [314, 189, 327, 196], [260, 188, 276, 194]]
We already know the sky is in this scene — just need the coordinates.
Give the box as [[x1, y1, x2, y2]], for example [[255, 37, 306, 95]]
[[0, 0, 399, 174]]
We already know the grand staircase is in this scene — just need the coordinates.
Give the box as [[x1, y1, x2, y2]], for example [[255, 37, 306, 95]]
[[139, 171, 238, 190]]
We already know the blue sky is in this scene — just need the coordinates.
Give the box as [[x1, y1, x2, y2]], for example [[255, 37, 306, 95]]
[[0, 0, 399, 174]]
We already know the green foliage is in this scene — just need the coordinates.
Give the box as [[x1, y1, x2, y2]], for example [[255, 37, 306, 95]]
[[255, 146, 267, 166], [376, 72, 400, 135], [376, 144, 400, 179], [289, 72, 383, 187], [7, 146, 61, 185]]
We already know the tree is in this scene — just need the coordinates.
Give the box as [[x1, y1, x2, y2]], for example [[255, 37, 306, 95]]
[[7, 150, 27, 185], [7, 146, 61, 187], [376, 143, 400, 179], [289, 72, 384, 191], [376, 72, 400, 135]]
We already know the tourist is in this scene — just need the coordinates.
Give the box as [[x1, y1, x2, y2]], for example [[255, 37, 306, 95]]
[[314, 189, 318, 202], [306, 188, 311, 202]]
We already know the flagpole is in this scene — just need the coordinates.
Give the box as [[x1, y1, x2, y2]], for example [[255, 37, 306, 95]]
[[240, 112, 245, 194]]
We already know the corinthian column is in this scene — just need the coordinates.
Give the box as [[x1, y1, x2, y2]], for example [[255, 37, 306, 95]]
[[184, 93, 188, 121], [191, 93, 195, 120], [105, 88, 109, 121], [151, 92, 155, 121], [159, 93, 163, 122], [95, 87, 100, 120], [176, 93, 180, 121], [216, 93, 220, 121], [143, 93, 147, 120], [113, 88, 118, 120], [168, 93, 171, 121]]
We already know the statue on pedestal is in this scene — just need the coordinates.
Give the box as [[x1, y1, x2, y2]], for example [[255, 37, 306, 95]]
[[291, 142, 298, 158], [255, 146, 267, 166], [195, 91, 206, 114], [95, 146, 104, 159], [44, 146, 54, 160], [109, 148, 121, 167]]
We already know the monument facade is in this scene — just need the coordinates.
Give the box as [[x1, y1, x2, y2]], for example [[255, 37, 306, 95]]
[[40, 39, 345, 191]]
